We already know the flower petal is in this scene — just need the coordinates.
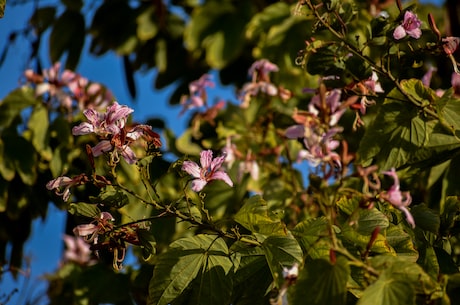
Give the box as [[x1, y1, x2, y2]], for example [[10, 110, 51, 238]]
[[191, 179, 208, 192], [210, 171, 234, 187], [182, 161, 201, 178]]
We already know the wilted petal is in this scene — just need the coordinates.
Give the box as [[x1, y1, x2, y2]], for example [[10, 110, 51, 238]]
[[72, 122, 94, 135], [92, 140, 113, 156], [399, 206, 416, 228], [120, 146, 137, 164], [46, 176, 73, 190], [73, 223, 98, 237], [285, 125, 305, 139]]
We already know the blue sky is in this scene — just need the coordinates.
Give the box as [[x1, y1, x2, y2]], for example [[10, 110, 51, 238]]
[[0, 0, 446, 303]]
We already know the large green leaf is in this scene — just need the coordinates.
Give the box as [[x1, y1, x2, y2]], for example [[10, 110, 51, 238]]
[[290, 257, 350, 305], [27, 104, 50, 157], [357, 274, 415, 305], [0, 87, 38, 128], [357, 79, 437, 169], [292, 217, 330, 259], [245, 2, 291, 41], [234, 195, 285, 235], [149, 235, 233, 305], [184, 1, 251, 68], [68, 202, 101, 218], [2, 135, 37, 185], [49, 9, 85, 70], [262, 234, 303, 287]]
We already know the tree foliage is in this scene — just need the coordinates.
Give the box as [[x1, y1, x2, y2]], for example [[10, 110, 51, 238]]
[[2, 0, 460, 305]]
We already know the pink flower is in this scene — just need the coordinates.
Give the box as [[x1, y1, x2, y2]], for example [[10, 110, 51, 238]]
[[180, 74, 215, 115], [73, 212, 115, 244], [381, 168, 415, 228], [308, 89, 344, 125], [72, 102, 159, 164], [46, 174, 89, 201], [182, 150, 233, 192], [442, 37, 460, 55], [240, 59, 281, 108], [393, 11, 422, 40], [62, 234, 95, 266]]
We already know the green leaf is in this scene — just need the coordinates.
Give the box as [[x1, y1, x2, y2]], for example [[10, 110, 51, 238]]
[[357, 274, 415, 305], [292, 217, 330, 258], [410, 204, 440, 233], [357, 80, 437, 169], [0, 0, 4, 18], [96, 186, 129, 209], [175, 129, 202, 155], [234, 195, 285, 235], [2, 135, 37, 185], [184, 1, 250, 68], [27, 104, 50, 156], [137, 6, 158, 41], [138, 229, 156, 261], [49, 10, 85, 70], [341, 226, 394, 255], [0, 138, 14, 181], [291, 257, 350, 305], [68, 202, 101, 218], [29, 7, 56, 34], [245, 2, 290, 41], [0, 87, 38, 128], [385, 225, 418, 260], [230, 242, 272, 304], [149, 235, 233, 305], [262, 234, 303, 287], [355, 208, 389, 235]]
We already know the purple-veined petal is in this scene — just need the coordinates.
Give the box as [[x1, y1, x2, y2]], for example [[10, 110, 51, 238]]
[[210, 171, 234, 187], [191, 179, 208, 192], [72, 122, 94, 135], [46, 176, 73, 190], [182, 161, 201, 178], [92, 140, 113, 156], [285, 125, 305, 139], [200, 150, 213, 169], [73, 223, 98, 237], [120, 145, 137, 164]]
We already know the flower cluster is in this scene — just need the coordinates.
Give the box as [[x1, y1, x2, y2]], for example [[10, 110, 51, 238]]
[[180, 74, 215, 115], [25, 62, 113, 112], [240, 59, 291, 108], [72, 102, 161, 164], [285, 87, 344, 170]]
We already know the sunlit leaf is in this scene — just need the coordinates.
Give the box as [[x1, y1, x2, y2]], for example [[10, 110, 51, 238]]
[[149, 235, 233, 305], [136, 6, 158, 41], [27, 104, 50, 156], [234, 195, 286, 235], [0, 87, 38, 128], [292, 217, 330, 258], [68, 202, 101, 218]]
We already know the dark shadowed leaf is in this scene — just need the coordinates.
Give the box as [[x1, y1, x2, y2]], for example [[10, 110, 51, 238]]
[[49, 10, 85, 70], [262, 234, 303, 287], [290, 257, 350, 305]]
